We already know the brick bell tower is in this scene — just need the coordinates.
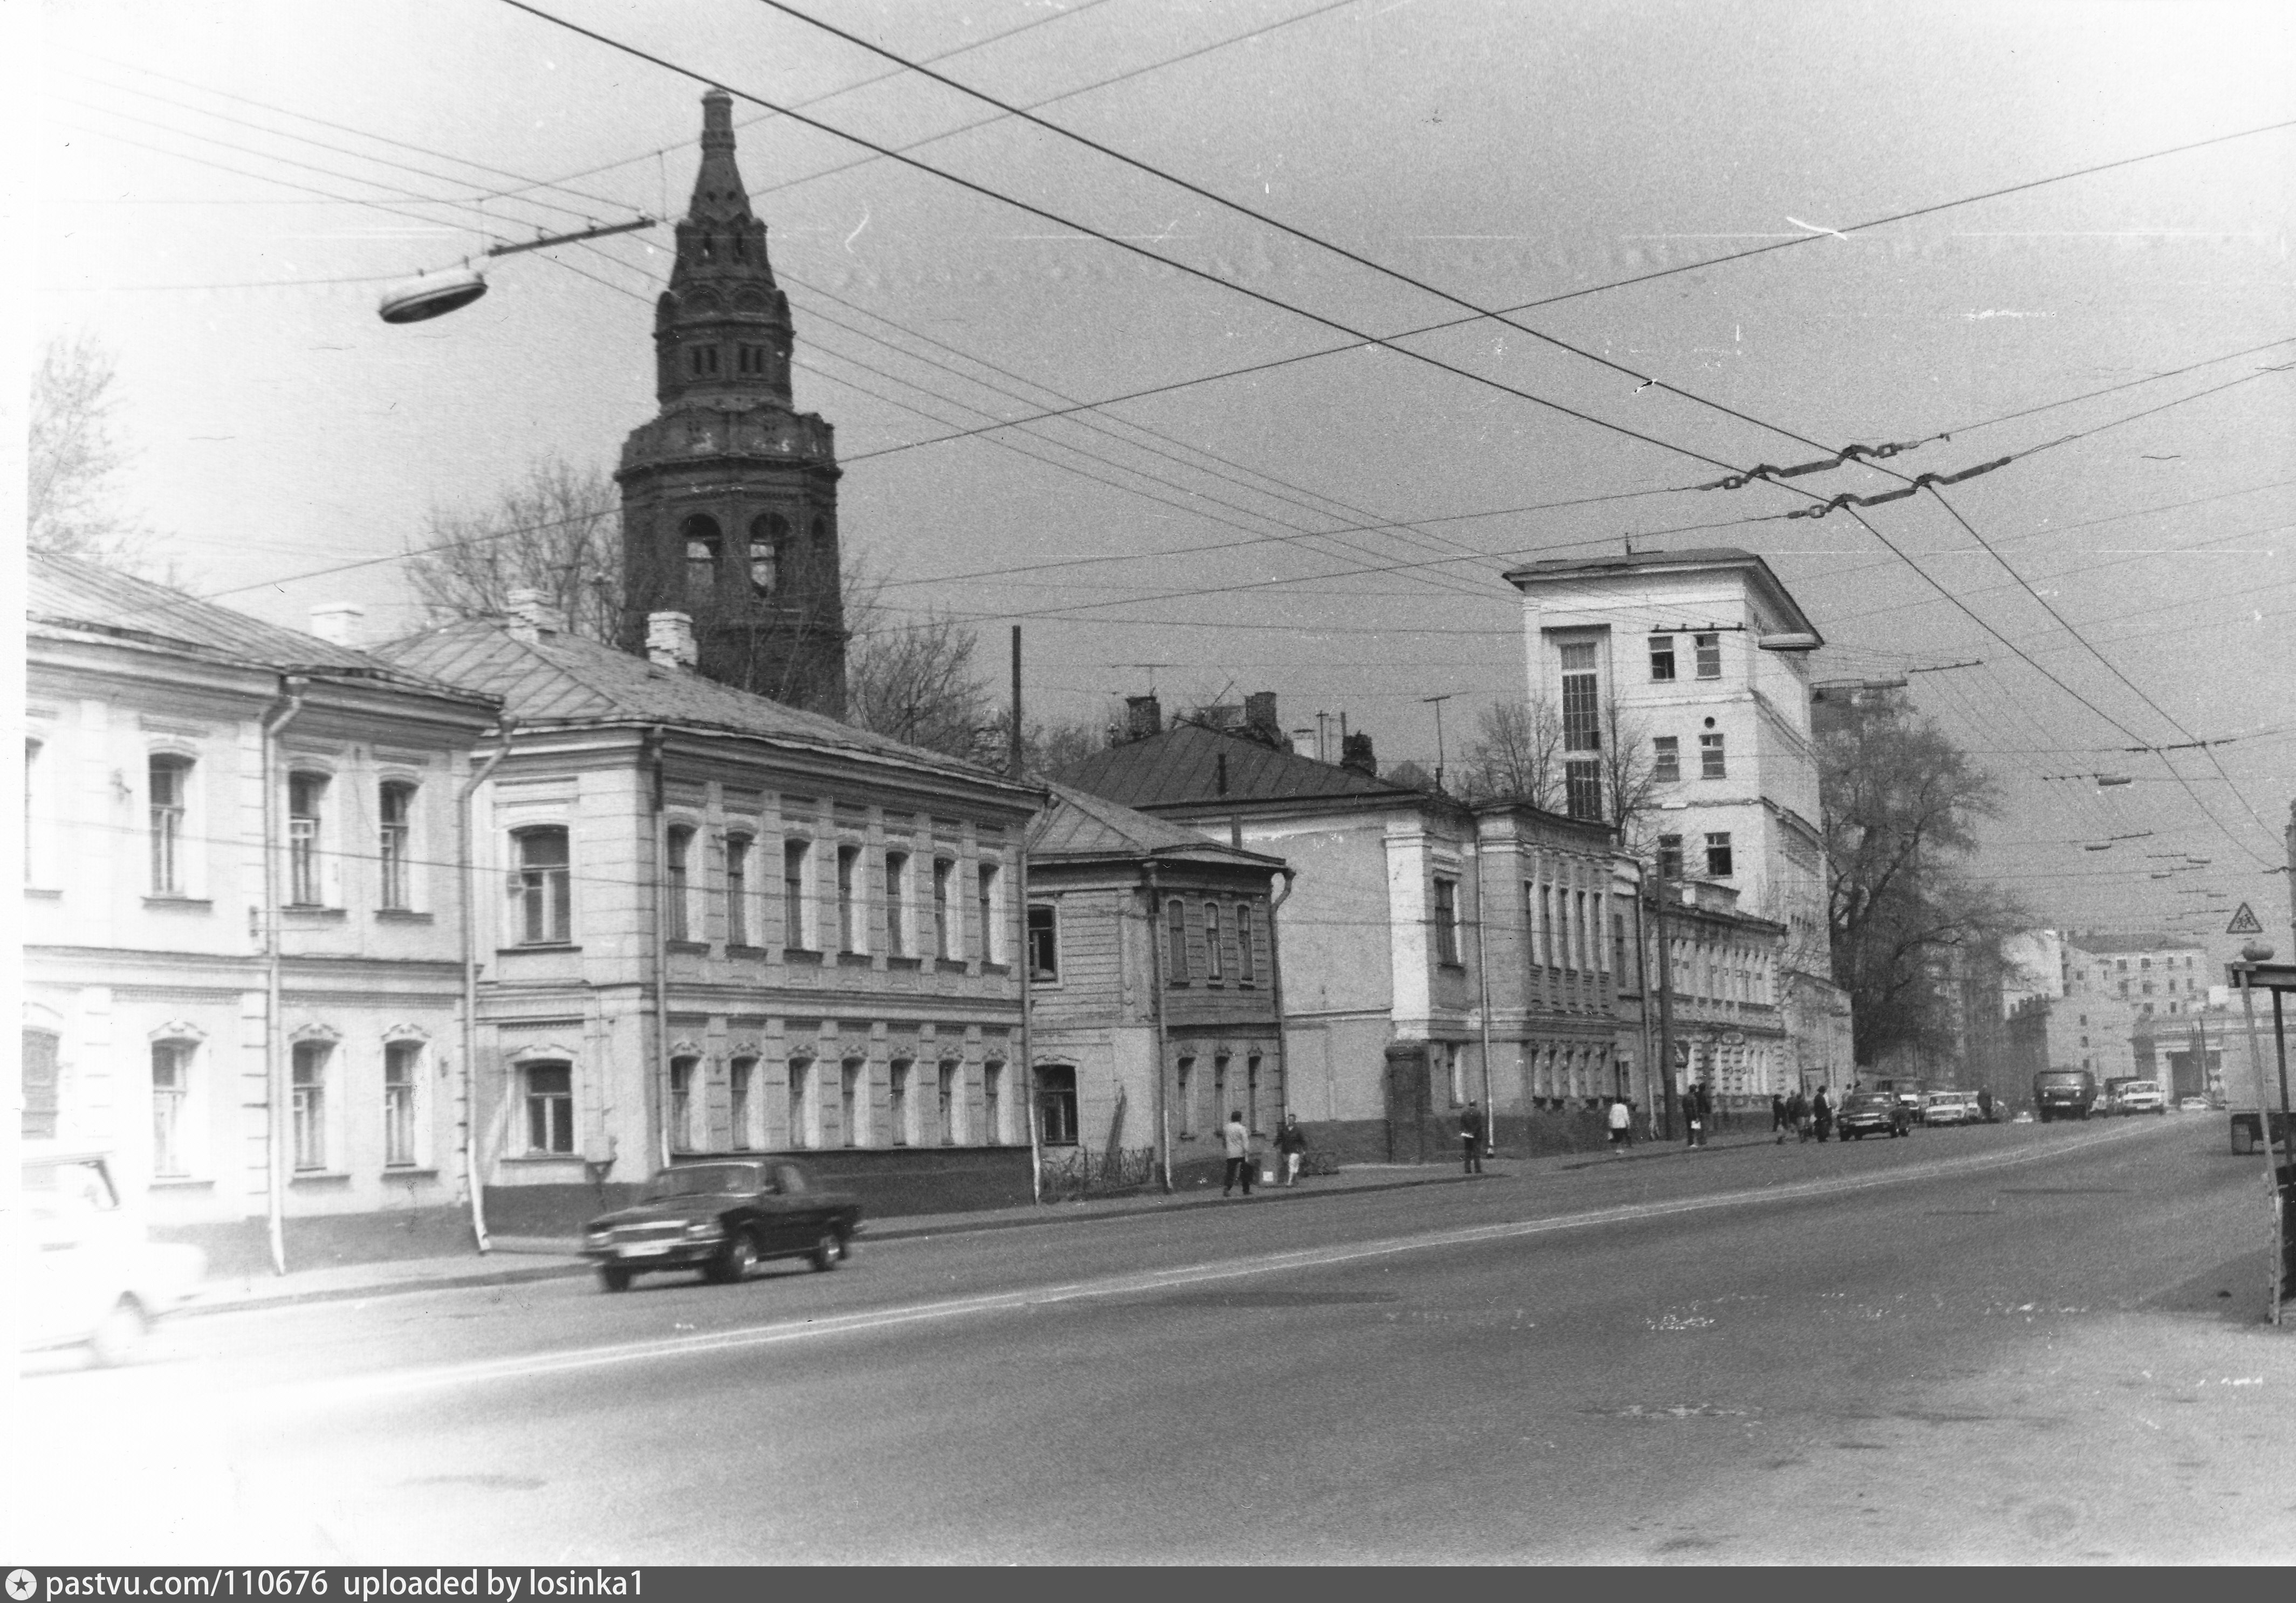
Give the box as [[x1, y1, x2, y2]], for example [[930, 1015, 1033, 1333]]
[[618, 89, 847, 713]]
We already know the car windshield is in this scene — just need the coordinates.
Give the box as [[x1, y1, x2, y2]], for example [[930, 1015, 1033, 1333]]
[[1848, 1095, 1891, 1109], [645, 1164, 765, 1201]]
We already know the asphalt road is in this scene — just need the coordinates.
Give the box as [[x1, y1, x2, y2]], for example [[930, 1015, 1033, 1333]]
[[17, 1113, 2296, 1565]]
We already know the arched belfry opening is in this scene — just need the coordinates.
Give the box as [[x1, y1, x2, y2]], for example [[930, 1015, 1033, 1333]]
[[616, 89, 847, 715]]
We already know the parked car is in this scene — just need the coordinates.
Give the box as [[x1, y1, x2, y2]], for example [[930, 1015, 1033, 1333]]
[[2177, 1095, 2212, 1112], [1923, 1092, 1975, 1127], [580, 1159, 863, 1292], [2113, 1079, 2167, 1116], [1838, 1091, 1913, 1139], [19, 1145, 206, 1365]]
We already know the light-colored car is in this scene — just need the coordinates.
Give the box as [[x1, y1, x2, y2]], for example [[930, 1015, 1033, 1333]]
[[19, 1146, 206, 1365], [1923, 1092, 1974, 1127], [2177, 1095, 2211, 1112], [2114, 1080, 2167, 1115], [2012, 1109, 2036, 1124]]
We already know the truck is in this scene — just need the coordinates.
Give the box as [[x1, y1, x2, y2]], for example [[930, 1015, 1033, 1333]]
[[2223, 1019, 2293, 1155], [2032, 1068, 2096, 1123]]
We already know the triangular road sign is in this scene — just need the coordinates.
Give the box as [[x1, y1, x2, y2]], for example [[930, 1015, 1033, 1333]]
[[2226, 902, 2264, 935]]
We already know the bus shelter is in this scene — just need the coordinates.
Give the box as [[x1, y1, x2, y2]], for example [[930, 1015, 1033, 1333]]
[[2229, 959, 2296, 1325]]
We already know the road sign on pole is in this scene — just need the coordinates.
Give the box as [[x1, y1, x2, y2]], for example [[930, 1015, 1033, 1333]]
[[2228, 903, 2264, 935]]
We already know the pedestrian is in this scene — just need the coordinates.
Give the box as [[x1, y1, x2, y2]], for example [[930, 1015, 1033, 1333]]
[[1695, 1081, 1714, 1147], [1607, 1096, 1633, 1153], [1684, 1082, 1704, 1148], [1771, 1092, 1788, 1143], [1276, 1112, 1309, 1186], [1461, 1100, 1485, 1174], [1222, 1109, 1254, 1197], [1812, 1085, 1833, 1143], [1789, 1088, 1811, 1142]]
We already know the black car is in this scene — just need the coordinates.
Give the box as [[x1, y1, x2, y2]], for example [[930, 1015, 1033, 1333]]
[[580, 1159, 863, 1292], [1836, 1091, 1912, 1139]]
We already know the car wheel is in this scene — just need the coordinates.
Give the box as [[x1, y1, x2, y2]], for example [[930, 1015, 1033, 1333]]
[[599, 1266, 632, 1293], [711, 1232, 758, 1285], [90, 1297, 148, 1367], [810, 1230, 845, 1272]]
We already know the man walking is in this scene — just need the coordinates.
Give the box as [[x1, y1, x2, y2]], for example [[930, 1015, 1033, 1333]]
[[1607, 1096, 1633, 1154], [1789, 1086, 1811, 1142], [1461, 1100, 1485, 1174], [1276, 1112, 1308, 1186], [1812, 1085, 1833, 1143], [1222, 1109, 1254, 1197]]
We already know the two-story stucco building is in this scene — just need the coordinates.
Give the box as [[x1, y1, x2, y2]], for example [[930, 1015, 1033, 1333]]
[[24, 554, 501, 1263], [374, 600, 1045, 1228]]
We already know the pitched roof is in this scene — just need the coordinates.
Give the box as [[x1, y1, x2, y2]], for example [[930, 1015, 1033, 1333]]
[[28, 552, 493, 705], [1029, 782, 1283, 868], [375, 617, 1034, 794], [1060, 721, 1411, 812]]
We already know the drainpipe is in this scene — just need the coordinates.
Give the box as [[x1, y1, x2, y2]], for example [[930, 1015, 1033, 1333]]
[[1632, 861, 1657, 1140], [1019, 830, 1040, 1204], [1144, 859, 1172, 1194], [1470, 836, 1495, 1154], [262, 675, 308, 1278], [457, 715, 515, 1255], [1268, 862, 1295, 1130], [646, 726, 671, 1172], [1654, 864, 1679, 1142]]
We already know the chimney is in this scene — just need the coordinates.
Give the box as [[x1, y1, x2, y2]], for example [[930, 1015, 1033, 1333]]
[[647, 611, 698, 670], [1290, 728, 1318, 760], [1125, 694, 1162, 742], [506, 588, 565, 643], [1244, 691, 1279, 739], [1340, 731, 1377, 775], [307, 603, 365, 646], [1204, 704, 1242, 730]]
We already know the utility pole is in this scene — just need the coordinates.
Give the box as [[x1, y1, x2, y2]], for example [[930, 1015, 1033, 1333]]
[[1653, 850, 1679, 1141], [1422, 694, 1454, 792]]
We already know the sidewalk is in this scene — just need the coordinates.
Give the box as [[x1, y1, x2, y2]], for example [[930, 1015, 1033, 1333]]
[[188, 1126, 1790, 1317]]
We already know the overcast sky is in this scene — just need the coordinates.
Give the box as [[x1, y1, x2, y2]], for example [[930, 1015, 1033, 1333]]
[[26, 0, 2296, 946]]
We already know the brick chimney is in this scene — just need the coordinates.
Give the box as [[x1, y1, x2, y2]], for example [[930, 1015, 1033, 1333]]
[[1244, 691, 1279, 740], [1125, 694, 1162, 742], [647, 611, 698, 670], [307, 603, 364, 646], [1340, 731, 1377, 775], [506, 588, 565, 643]]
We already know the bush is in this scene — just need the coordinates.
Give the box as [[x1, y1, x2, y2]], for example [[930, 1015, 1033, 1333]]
[[1039, 1145, 1159, 1201]]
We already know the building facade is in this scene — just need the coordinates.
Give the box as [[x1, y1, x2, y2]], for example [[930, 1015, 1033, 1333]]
[[376, 602, 1044, 1228], [617, 90, 848, 715], [1505, 546, 1853, 1094], [24, 555, 499, 1247], [1025, 783, 1287, 1183]]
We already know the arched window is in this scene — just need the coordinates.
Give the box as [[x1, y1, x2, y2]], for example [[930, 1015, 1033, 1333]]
[[811, 514, 831, 553], [747, 513, 786, 596], [681, 516, 721, 606]]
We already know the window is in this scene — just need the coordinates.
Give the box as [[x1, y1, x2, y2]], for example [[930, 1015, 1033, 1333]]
[[977, 863, 1002, 963], [1028, 904, 1059, 982], [1613, 913, 1630, 983], [1236, 903, 1257, 985], [748, 513, 786, 597], [1705, 832, 1734, 878], [150, 755, 190, 895], [668, 1056, 697, 1152], [1653, 737, 1680, 783], [841, 1057, 866, 1147], [287, 772, 327, 906], [2116, 960, 2128, 972], [786, 1058, 815, 1149], [837, 845, 861, 953], [1206, 903, 1225, 980], [885, 850, 910, 956], [1700, 732, 1726, 780], [23, 1029, 61, 1140], [1565, 760, 1602, 822], [1037, 1064, 1078, 1147], [383, 1041, 419, 1167], [1694, 632, 1722, 679], [2119, 980, 2130, 997], [1559, 642, 1601, 753], [687, 343, 721, 377], [730, 1057, 757, 1151], [2141, 982, 2154, 996], [726, 835, 752, 947], [1246, 1055, 1262, 1132], [23, 738, 39, 884], [1445, 1043, 1466, 1107], [379, 781, 415, 910], [665, 825, 695, 941], [737, 343, 767, 376], [291, 1041, 329, 1171], [1167, 898, 1189, 981], [984, 1061, 1006, 1145], [1433, 877, 1461, 966], [1214, 1056, 1231, 1125], [938, 1060, 961, 1145], [525, 1063, 573, 1153], [784, 839, 811, 947], [512, 827, 571, 944], [890, 1060, 913, 1146], [1648, 634, 1676, 682], [2141, 958, 2151, 970], [1177, 1057, 1196, 1135], [1656, 835, 1684, 882], [934, 859, 956, 958], [152, 1041, 191, 1177]]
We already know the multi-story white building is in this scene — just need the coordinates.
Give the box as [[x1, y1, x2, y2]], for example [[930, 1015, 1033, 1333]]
[[2059, 931, 2213, 1083], [1505, 547, 1853, 1093]]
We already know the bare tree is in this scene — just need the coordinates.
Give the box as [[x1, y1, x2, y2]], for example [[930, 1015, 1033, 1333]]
[[403, 455, 624, 641], [29, 332, 153, 568], [842, 603, 997, 763], [1456, 697, 1563, 810], [1598, 694, 1663, 845]]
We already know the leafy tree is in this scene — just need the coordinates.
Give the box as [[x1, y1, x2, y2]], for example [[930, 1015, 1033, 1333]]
[[28, 332, 153, 568], [403, 455, 624, 643], [1819, 690, 2020, 1064]]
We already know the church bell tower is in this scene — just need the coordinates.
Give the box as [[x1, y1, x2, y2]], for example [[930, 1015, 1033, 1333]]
[[618, 89, 846, 713]]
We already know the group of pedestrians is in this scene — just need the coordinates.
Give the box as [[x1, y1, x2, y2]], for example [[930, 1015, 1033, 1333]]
[[1222, 1110, 1313, 1196], [1771, 1086, 1833, 1142]]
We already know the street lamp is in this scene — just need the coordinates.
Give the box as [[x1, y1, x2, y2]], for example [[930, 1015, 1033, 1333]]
[[377, 216, 658, 325]]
